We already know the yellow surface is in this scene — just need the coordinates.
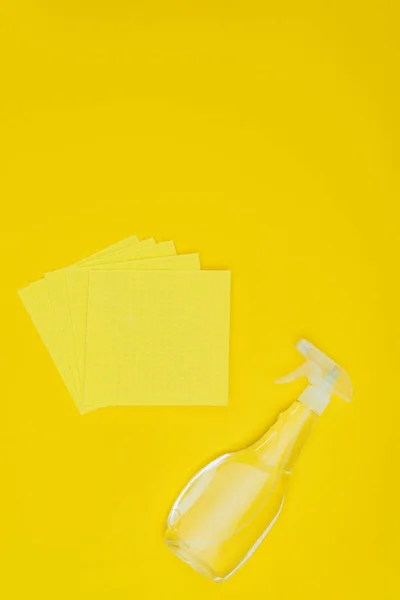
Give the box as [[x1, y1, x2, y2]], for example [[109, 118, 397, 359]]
[[2, 1, 400, 599], [84, 270, 230, 409]]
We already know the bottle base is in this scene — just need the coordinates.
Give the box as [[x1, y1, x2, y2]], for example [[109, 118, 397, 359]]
[[165, 539, 225, 583]]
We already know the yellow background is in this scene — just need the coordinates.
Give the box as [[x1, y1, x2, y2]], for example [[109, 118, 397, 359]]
[[1, 1, 399, 598]]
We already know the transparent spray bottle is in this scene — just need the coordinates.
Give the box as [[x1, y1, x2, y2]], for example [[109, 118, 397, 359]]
[[165, 340, 353, 582]]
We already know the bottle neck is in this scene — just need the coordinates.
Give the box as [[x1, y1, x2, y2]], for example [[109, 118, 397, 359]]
[[298, 384, 332, 416], [252, 401, 319, 473]]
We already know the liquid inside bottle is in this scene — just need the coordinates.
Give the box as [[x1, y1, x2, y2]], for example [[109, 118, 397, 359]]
[[165, 401, 318, 581]]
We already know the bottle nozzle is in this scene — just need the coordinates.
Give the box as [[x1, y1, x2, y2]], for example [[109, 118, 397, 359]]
[[276, 339, 353, 414]]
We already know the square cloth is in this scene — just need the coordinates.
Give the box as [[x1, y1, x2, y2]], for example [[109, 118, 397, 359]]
[[44, 239, 175, 398], [68, 253, 201, 403], [84, 270, 231, 409], [23, 237, 158, 405]]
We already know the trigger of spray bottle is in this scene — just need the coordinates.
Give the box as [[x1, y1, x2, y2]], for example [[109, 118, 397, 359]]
[[276, 338, 353, 414]]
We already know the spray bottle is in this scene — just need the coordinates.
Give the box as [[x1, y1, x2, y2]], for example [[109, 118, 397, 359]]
[[165, 340, 353, 582]]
